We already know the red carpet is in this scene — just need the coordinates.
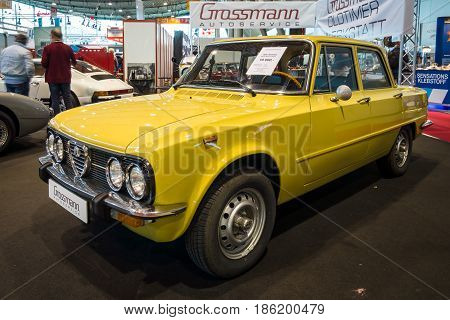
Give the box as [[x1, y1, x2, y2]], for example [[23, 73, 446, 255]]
[[424, 111, 450, 143]]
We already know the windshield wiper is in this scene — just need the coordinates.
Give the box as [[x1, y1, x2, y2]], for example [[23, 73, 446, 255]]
[[211, 79, 257, 97]]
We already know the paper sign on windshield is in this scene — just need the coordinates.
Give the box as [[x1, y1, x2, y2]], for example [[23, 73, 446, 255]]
[[246, 47, 288, 76]]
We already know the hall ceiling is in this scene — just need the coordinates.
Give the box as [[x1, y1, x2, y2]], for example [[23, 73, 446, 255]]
[[16, 0, 188, 20]]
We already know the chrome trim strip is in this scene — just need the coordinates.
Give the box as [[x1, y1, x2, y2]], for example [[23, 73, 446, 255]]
[[39, 156, 185, 221], [421, 120, 433, 129], [47, 128, 142, 162], [296, 117, 427, 163]]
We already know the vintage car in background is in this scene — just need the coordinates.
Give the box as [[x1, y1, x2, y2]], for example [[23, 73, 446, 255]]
[[0, 93, 50, 153], [39, 36, 429, 278], [0, 59, 133, 110]]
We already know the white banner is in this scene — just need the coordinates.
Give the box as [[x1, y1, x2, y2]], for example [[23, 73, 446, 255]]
[[190, 1, 317, 29], [315, 0, 415, 39]]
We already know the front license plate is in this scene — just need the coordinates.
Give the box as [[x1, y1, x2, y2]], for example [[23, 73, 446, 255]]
[[49, 179, 89, 223]]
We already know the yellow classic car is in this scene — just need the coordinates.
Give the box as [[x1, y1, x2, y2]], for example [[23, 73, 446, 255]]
[[39, 36, 429, 278]]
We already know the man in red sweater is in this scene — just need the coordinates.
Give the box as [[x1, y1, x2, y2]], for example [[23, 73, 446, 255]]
[[41, 29, 77, 115]]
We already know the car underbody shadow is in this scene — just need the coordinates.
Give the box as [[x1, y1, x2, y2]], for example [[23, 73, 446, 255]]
[[31, 152, 439, 299]]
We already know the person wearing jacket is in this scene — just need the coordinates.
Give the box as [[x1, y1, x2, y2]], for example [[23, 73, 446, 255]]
[[41, 29, 77, 115], [0, 34, 35, 96]]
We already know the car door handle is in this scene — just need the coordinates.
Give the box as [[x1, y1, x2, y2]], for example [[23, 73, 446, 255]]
[[393, 93, 403, 99], [357, 97, 371, 104]]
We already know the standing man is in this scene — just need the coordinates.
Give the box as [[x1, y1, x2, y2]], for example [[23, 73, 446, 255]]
[[41, 29, 77, 115], [0, 34, 34, 96]]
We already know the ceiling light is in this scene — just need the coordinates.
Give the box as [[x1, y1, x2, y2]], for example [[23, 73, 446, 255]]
[[163, 2, 168, 5], [168, 9, 171, 12], [118, 9, 123, 12], [108, 2, 112, 5]]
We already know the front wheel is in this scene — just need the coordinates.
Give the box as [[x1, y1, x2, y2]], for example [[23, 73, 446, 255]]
[[0, 111, 16, 154], [377, 127, 412, 177], [185, 171, 276, 278]]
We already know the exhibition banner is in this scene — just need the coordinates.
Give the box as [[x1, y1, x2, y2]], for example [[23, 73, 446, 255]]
[[315, 0, 414, 39], [189, 1, 317, 29]]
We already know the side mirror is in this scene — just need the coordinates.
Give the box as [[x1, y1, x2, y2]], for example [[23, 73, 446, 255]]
[[331, 85, 352, 102]]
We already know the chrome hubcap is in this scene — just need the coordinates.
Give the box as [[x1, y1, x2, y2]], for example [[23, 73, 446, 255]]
[[0, 119, 8, 147], [394, 132, 409, 168], [218, 188, 266, 260]]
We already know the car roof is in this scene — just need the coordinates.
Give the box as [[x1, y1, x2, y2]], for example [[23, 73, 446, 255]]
[[212, 35, 381, 50]]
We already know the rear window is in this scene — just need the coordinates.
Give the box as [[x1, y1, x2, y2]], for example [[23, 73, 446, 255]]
[[91, 74, 117, 81], [73, 61, 105, 74], [357, 49, 391, 89]]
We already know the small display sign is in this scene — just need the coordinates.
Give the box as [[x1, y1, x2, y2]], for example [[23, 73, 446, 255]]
[[49, 179, 88, 224], [247, 47, 287, 76]]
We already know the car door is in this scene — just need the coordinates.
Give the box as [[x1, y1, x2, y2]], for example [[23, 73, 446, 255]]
[[306, 44, 370, 184], [356, 48, 403, 157]]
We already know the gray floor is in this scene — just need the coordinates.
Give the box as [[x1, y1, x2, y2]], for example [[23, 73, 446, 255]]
[[0, 130, 449, 299]]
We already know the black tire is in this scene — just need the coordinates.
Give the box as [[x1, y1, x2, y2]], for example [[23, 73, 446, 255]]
[[377, 127, 412, 177], [70, 93, 80, 108], [185, 171, 276, 278], [59, 93, 79, 112], [0, 111, 16, 154]]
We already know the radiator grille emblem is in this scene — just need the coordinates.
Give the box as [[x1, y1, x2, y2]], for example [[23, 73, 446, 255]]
[[68, 141, 91, 177]]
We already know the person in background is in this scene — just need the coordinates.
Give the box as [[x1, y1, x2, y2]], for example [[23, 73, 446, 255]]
[[0, 33, 35, 96], [109, 48, 119, 74], [41, 29, 77, 115], [388, 42, 409, 83]]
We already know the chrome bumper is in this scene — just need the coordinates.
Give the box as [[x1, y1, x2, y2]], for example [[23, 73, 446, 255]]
[[39, 155, 186, 222]]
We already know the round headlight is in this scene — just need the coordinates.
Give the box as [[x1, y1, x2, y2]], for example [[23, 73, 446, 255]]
[[106, 158, 124, 191], [54, 137, 64, 162], [46, 133, 55, 156], [126, 164, 148, 200]]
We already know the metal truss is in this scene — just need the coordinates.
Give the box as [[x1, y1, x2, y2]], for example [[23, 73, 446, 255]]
[[398, 0, 421, 85]]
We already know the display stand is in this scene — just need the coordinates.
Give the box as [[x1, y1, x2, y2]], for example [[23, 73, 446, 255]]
[[123, 20, 157, 94]]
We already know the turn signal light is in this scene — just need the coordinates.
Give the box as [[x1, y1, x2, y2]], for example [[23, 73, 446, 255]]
[[93, 91, 109, 97], [116, 212, 145, 228], [93, 89, 134, 98]]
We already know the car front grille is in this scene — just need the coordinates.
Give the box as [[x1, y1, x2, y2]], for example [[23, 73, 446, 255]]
[[52, 131, 143, 195]]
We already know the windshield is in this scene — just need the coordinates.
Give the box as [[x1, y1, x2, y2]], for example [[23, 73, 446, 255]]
[[178, 41, 312, 94]]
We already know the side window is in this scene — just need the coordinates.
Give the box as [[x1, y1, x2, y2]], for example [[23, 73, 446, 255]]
[[314, 46, 358, 93], [357, 49, 391, 89]]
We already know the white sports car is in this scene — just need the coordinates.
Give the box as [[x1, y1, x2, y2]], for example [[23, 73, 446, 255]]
[[0, 59, 134, 109]]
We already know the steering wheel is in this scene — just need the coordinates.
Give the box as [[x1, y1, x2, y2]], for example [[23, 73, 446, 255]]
[[261, 71, 302, 90]]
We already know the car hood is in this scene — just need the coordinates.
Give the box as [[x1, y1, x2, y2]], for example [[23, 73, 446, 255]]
[[50, 89, 251, 153]]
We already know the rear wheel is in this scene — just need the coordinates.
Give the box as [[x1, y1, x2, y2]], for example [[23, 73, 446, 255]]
[[59, 93, 79, 112], [0, 111, 16, 154], [185, 171, 276, 278], [377, 127, 412, 177]]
